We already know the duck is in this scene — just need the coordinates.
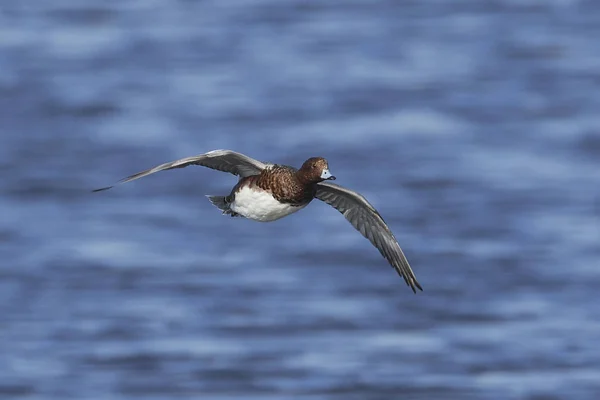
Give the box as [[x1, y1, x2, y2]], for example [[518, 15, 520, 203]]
[[94, 149, 422, 292]]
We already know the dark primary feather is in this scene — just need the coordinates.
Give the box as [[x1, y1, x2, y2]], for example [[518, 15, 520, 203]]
[[315, 182, 422, 293], [93, 150, 267, 192]]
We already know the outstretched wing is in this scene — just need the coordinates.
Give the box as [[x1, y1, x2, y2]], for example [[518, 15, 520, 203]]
[[93, 149, 268, 192], [315, 181, 422, 293]]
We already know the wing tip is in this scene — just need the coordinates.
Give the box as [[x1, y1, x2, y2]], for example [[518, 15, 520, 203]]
[[399, 270, 423, 294], [409, 279, 423, 294], [92, 186, 113, 192]]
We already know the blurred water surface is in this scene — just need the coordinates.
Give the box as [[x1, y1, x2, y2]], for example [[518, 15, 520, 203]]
[[1, 0, 599, 399]]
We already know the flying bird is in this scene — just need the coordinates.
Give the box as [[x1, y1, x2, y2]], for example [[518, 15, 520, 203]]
[[94, 150, 422, 292]]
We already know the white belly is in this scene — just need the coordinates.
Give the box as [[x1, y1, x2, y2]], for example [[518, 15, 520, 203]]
[[230, 186, 306, 222]]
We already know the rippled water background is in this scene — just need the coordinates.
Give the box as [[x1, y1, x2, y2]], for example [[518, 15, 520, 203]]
[[1, 1, 600, 399]]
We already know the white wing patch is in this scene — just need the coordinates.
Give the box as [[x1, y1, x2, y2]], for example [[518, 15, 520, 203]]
[[230, 186, 306, 222]]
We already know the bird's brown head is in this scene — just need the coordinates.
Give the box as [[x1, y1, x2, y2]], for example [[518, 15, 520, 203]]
[[297, 157, 336, 184]]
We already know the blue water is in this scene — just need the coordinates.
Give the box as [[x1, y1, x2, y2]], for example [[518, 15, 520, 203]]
[[1, 1, 599, 399]]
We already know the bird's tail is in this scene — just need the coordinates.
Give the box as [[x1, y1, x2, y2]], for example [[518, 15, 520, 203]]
[[206, 195, 238, 216]]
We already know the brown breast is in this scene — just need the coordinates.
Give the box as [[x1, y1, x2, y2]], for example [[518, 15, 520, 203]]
[[235, 165, 316, 206]]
